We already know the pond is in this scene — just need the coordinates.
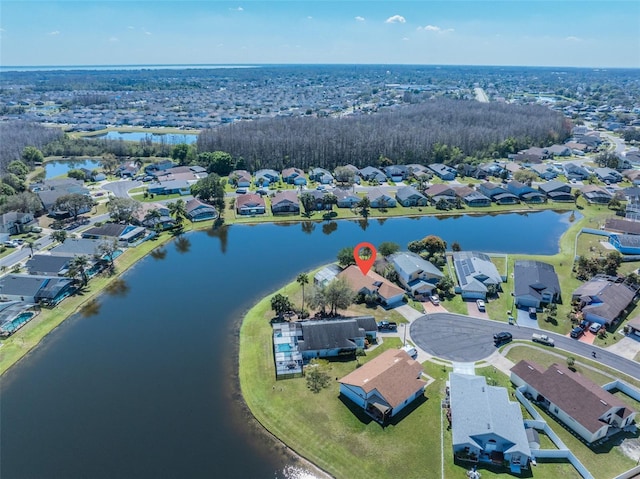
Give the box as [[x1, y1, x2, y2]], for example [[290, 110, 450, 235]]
[[91, 131, 198, 144], [0, 210, 576, 479], [45, 159, 101, 179]]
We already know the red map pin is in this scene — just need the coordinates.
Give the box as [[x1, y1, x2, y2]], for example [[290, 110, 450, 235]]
[[353, 242, 377, 275]]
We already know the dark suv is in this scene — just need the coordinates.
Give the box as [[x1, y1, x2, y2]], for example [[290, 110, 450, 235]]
[[377, 320, 397, 332], [493, 332, 512, 345], [570, 326, 585, 339]]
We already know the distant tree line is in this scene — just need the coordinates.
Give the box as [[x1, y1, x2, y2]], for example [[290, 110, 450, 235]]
[[0, 121, 63, 172], [197, 99, 570, 171]]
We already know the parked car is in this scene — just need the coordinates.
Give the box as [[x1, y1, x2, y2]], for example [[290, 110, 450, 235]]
[[589, 323, 603, 334], [401, 345, 418, 359], [476, 299, 486, 312], [377, 320, 397, 332], [531, 333, 554, 346], [3, 241, 18, 248], [528, 307, 537, 318], [570, 326, 585, 339], [235, 188, 248, 194], [579, 319, 590, 330], [493, 331, 512, 345], [430, 294, 440, 306]]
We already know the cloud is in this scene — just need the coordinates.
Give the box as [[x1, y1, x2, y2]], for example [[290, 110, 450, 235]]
[[307, 16, 313, 20], [565, 36, 581, 42], [229, 6, 243, 11], [385, 15, 406, 24], [49, 30, 60, 35], [127, 26, 134, 30], [144, 30, 152, 35], [418, 24, 454, 33], [355, 16, 365, 22], [108, 36, 119, 42]]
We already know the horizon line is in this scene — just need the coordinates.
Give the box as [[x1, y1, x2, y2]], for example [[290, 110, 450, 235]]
[[1, 62, 639, 72]]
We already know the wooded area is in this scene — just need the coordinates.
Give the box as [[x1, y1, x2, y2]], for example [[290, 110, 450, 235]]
[[0, 122, 63, 172], [198, 99, 570, 170]]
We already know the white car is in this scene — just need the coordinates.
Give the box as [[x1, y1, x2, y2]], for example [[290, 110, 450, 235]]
[[476, 299, 486, 312], [589, 323, 602, 334]]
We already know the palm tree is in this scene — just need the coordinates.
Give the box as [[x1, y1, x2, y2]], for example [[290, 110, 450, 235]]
[[168, 199, 188, 228], [296, 273, 309, 316], [144, 208, 163, 229], [23, 240, 39, 256], [69, 255, 90, 286]]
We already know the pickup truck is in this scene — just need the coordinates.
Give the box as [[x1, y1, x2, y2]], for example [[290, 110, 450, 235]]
[[532, 333, 554, 346]]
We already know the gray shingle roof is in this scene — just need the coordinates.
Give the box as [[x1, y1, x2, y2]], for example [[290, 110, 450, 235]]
[[25, 254, 71, 275], [449, 373, 531, 457], [514, 260, 560, 302], [298, 319, 363, 352]]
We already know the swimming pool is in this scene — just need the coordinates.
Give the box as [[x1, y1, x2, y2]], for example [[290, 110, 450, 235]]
[[276, 343, 292, 353], [1, 312, 35, 334]]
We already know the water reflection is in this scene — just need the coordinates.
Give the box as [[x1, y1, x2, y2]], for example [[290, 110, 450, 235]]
[[321, 222, 337, 235], [206, 224, 229, 254], [301, 222, 315, 234], [79, 299, 101, 318], [357, 218, 369, 231], [174, 235, 191, 254], [150, 248, 167, 260], [104, 278, 129, 298]]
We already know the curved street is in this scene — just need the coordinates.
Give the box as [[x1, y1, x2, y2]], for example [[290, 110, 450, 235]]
[[409, 312, 640, 380]]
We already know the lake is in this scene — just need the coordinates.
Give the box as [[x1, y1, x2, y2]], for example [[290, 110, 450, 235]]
[[92, 131, 198, 144], [0, 210, 575, 478], [45, 159, 101, 179]]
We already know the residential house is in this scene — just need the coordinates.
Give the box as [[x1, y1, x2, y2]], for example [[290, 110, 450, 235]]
[[281, 167, 307, 185], [452, 251, 503, 300], [453, 186, 491, 207], [25, 254, 72, 276], [339, 349, 427, 424], [309, 167, 334, 184], [425, 184, 457, 206], [513, 260, 561, 309], [406, 164, 431, 179], [565, 142, 588, 155], [395, 186, 428, 207], [49, 238, 114, 257], [367, 188, 396, 208], [572, 276, 636, 327], [334, 189, 362, 208], [546, 144, 572, 157], [236, 193, 266, 215], [82, 223, 147, 245], [625, 315, 640, 338], [359, 166, 387, 183], [581, 185, 612, 204], [254, 169, 280, 187], [338, 265, 406, 306], [503, 162, 523, 177], [428, 163, 457, 181], [594, 167, 623, 184], [623, 169, 640, 185], [478, 162, 505, 178], [604, 218, 640, 235], [538, 181, 574, 202], [511, 360, 636, 444], [0, 212, 36, 235], [519, 147, 550, 162], [563, 162, 591, 181], [389, 252, 444, 299], [458, 164, 488, 180], [302, 190, 332, 211], [609, 234, 640, 255], [147, 179, 192, 196], [133, 202, 176, 230], [0, 274, 75, 305], [116, 162, 139, 178], [506, 181, 545, 203], [313, 264, 342, 287], [335, 164, 361, 184], [185, 198, 218, 222], [477, 182, 519, 205], [271, 190, 300, 214], [297, 319, 366, 359], [35, 179, 91, 214], [384, 165, 410, 182], [228, 170, 252, 188], [449, 373, 531, 474], [144, 159, 175, 175], [530, 163, 558, 180]]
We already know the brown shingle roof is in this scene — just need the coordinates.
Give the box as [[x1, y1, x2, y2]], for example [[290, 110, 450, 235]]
[[425, 184, 455, 197], [605, 218, 640, 235], [339, 349, 426, 409], [511, 360, 634, 433], [338, 265, 405, 301]]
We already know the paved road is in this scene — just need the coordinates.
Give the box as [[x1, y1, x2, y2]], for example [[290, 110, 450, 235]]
[[411, 312, 640, 380], [103, 180, 141, 198], [0, 236, 54, 270], [474, 87, 489, 103]]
